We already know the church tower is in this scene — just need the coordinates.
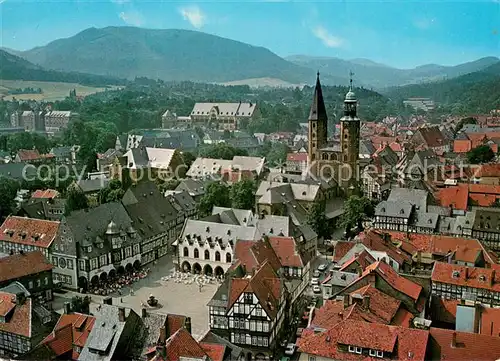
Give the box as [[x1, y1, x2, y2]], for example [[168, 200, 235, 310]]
[[340, 73, 361, 194], [308, 72, 328, 166]]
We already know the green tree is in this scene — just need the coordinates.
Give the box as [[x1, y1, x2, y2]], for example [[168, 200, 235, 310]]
[[156, 179, 180, 193], [306, 201, 329, 239], [98, 179, 125, 204], [71, 296, 91, 314], [264, 142, 290, 167], [199, 143, 248, 160], [182, 151, 196, 169], [230, 179, 256, 210], [65, 187, 89, 214], [467, 145, 495, 164], [340, 195, 374, 230], [198, 182, 230, 216], [0, 177, 20, 220]]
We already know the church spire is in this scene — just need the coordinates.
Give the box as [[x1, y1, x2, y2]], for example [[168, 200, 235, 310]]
[[308, 71, 328, 121]]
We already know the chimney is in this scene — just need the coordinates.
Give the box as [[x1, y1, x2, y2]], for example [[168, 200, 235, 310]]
[[15, 292, 26, 305], [417, 250, 422, 265], [63, 302, 71, 315], [343, 295, 350, 308], [363, 295, 370, 310], [159, 325, 167, 344], [465, 267, 469, 280], [118, 307, 126, 322], [156, 326, 167, 358], [451, 332, 457, 348], [103, 297, 112, 305], [141, 307, 147, 319], [185, 317, 192, 334]]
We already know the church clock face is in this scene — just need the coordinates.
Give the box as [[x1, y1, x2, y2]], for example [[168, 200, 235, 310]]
[[59, 258, 66, 268]]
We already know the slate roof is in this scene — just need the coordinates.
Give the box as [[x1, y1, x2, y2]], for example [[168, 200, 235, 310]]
[[122, 181, 178, 240], [66, 202, 140, 259], [0, 162, 37, 179], [387, 188, 428, 210], [76, 178, 110, 193], [375, 200, 412, 218], [79, 304, 142, 361], [0, 251, 53, 283], [175, 178, 212, 197]]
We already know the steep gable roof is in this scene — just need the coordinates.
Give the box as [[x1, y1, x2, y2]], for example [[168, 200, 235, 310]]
[[0, 251, 53, 283], [0, 216, 60, 248]]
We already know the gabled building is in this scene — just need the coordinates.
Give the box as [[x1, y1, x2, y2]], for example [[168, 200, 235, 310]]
[[55, 202, 142, 291], [122, 181, 179, 265], [336, 261, 425, 315], [411, 126, 449, 154], [431, 262, 500, 307], [298, 319, 429, 361], [0, 251, 54, 301], [208, 261, 287, 358], [0, 291, 55, 358], [28, 312, 96, 360], [78, 304, 144, 361]]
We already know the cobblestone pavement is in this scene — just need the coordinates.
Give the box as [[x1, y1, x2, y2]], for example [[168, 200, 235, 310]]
[[52, 255, 218, 340]]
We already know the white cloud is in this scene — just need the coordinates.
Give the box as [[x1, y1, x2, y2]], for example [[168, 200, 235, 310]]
[[312, 26, 344, 48], [119, 11, 144, 26], [179, 5, 206, 29]]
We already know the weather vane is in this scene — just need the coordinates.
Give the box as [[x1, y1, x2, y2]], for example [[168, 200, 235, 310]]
[[349, 71, 355, 89]]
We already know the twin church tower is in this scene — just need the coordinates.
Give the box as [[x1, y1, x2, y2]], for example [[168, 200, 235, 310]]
[[307, 72, 361, 195]]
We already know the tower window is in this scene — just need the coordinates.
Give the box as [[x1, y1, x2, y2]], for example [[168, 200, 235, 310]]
[[312, 123, 316, 128]]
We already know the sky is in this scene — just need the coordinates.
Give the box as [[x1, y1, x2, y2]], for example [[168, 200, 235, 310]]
[[0, 0, 499, 69]]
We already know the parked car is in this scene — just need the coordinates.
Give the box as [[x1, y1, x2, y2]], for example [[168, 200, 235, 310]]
[[311, 278, 319, 285], [318, 264, 328, 272], [313, 285, 321, 293], [285, 344, 296, 356]]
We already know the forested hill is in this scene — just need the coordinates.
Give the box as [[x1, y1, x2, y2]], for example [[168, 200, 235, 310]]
[[0, 49, 127, 86], [385, 61, 500, 113], [17, 27, 349, 85]]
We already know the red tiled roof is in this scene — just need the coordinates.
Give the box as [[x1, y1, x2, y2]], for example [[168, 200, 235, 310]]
[[430, 298, 458, 324], [362, 261, 422, 301], [436, 183, 469, 210], [17, 149, 41, 161], [287, 153, 308, 162], [359, 230, 412, 266], [479, 307, 500, 337], [161, 328, 208, 361], [38, 312, 96, 359], [349, 285, 402, 324], [268, 236, 305, 268], [389, 141, 403, 152], [384, 231, 498, 265], [0, 292, 31, 337], [415, 127, 446, 148], [453, 139, 472, 153], [429, 327, 500, 361], [32, 189, 59, 199], [42, 323, 73, 358], [339, 250, 376, 272], [0, 251, 53, 283], [311, 300, 345, 329], [333, 241, 356, 262], [227, 261, 283, 319], [0, 216, 60, 248], [167, 314, 187, 338], [234, 238, 282, 275], [298, 320, 429, 361], [473, 163, 500, 178], [391, 308, 414, 328], [431, 262, 500, 292], [200, 342, 225, 361]]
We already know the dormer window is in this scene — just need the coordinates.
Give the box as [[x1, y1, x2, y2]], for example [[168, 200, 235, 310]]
[[348, 346, 362, 354]]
